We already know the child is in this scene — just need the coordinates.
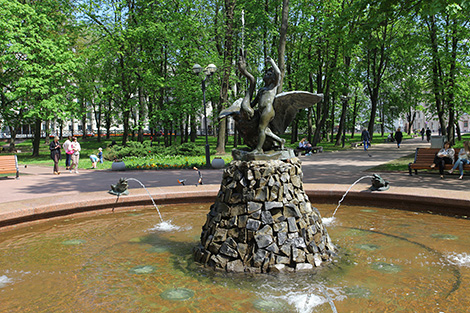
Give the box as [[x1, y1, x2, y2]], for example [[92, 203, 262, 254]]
[[98, 147, 103, 163]]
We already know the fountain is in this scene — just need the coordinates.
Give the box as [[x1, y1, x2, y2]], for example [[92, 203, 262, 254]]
[[0, 202, 469, 312], [193, 55, 335, 273], [108, 177, 177, 231]]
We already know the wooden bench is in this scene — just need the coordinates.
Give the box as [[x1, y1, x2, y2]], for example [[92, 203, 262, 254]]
[[408, 148, 470, 176], [294, 146, 323, 156], [0, 155, 19, 179]]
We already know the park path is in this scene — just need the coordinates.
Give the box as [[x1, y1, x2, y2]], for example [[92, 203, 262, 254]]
[[0, 137, 468, 206]]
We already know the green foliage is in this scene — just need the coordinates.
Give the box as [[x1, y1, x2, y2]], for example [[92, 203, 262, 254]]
[[103, 141, 213, 161]]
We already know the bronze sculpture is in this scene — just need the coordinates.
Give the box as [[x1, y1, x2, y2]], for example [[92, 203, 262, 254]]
[[220, 55, 323, 154]]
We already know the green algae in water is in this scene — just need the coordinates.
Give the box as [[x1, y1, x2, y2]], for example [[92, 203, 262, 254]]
[[344, 286, 371, 298], [129, 265, 156, 274], [160, 288, 194, 301], [371, 262, 402, 274], [61, 239, 86, 245], [431, 233, 458, 240], [129, 237, 145, 243], [344, 228, 367, 237], [252, 299, 289, 312], [146, 246, 170, 253], [356, 244, 380, 251]]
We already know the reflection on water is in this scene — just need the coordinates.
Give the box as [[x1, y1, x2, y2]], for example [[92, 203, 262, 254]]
[[0, 203, 469, 312]]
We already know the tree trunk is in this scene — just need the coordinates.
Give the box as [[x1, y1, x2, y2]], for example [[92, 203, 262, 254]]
[[44, 120, 50, 144], [32, 118, 41, 157], [277, 0, 289, 94], [351, 95, 358, 138], [427, 15, 447, 137], [216, 0, 236, 155], [335, 96, 348, 146]]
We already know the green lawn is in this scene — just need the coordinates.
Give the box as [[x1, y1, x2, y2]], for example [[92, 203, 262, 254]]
[[3, 132, 462, 171]]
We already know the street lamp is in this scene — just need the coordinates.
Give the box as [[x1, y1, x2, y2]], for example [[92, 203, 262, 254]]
[[193, 63, 217, 167]]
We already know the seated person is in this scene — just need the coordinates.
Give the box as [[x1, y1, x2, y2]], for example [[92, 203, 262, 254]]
[[298, 138, 313, 155], [430, 141, 455, 179], [449, 140, 470, 179]]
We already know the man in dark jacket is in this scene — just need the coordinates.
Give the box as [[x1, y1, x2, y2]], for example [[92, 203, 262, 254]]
[[361, 128, 371, 150], [426, 128, 432, 142]]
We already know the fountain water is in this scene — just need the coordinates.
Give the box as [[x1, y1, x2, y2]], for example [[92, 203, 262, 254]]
[[1, 202, 469, 312], [330, 175, 374, 218], [110, 177, 178, 232]]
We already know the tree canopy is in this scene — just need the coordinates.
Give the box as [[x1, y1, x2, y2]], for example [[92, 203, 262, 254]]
[[1, 0, 469, 153]]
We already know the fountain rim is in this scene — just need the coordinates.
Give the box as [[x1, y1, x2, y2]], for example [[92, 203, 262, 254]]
[[0, 183, 469, 231]]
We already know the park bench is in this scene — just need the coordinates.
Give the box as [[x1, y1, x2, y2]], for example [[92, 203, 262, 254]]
[[294, 146, 323, 156], [0, 155, 19, 179], [408, 148, 470, 176]]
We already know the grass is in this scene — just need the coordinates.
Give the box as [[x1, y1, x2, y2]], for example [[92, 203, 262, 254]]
[[2, 131, 459, 172]]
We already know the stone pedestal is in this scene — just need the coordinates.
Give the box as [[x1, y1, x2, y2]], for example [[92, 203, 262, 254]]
[[194, 157, 336, 273]]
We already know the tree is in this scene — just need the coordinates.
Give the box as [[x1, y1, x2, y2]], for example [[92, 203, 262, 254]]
[[0, 0, 76, 156]]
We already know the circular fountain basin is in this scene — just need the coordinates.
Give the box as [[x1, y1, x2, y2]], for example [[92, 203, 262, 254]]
[[0, 203, 469, 312]]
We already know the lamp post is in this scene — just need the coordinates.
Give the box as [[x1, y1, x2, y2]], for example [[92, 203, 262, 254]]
[[192, 63, 217, 167]]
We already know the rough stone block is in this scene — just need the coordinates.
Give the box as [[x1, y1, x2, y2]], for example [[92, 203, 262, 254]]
[[251, 210, 261, 219], [219, 242, 239, 258], [291, 175, 301, 188], [277, 231, 287, 246], [295, 263, 313, 271], [287, 217, 298, 232], [271, 208, 285, 223], [292, 247, 306, 263], [276, 255, 291, 264], [246, 219, 261, 231], [237, 243, 248, 260], [261, 211, 274, 225], [265, 242, 279, 254], [253, 249, 268, 267], [213, 228, 228, 242], [280, 242, 291, 256], [273, 221, 287, 233], [226, 259, 245, 273], [269, 264, 286, 273], [265, 201, 283, 211], [255, 234, 273, 248], [255, 187, 268, 202], [238, 215, 248, 228]]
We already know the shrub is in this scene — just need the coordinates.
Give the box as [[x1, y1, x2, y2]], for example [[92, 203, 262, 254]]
[[103, 141, 214, 160]]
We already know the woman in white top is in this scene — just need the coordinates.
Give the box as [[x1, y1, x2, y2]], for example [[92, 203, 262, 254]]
[[69, 137, 81, 174], [430, 141, 455, 179], [62, 136, 72, 170], [449, 141, 470, 179]]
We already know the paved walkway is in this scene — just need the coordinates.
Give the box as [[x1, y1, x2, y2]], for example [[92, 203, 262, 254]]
[[1, 137, 469, 219]]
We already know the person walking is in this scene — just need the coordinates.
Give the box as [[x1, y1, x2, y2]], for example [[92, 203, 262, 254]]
[[361, 128, 371, 150], [63, 136, 72, 170], [430, 141, 455, 179], [449, 141, 470, 179], [49, 136, 61, 175], [69, 137, 81, 174], [395, 128, 403, 148], [426, 128, 432, 142], [420, 128, 425, 141]]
